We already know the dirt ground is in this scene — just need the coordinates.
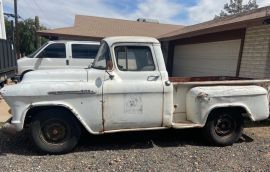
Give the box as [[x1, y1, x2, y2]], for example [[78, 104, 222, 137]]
[[0, 123, 270, 171], [0, 97, 11, 123]]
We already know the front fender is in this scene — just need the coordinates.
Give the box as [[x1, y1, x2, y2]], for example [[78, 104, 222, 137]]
[[12, 101, 99, 134]]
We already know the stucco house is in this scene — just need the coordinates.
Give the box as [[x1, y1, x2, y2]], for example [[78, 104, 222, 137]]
[[38, 6, 270, 79]]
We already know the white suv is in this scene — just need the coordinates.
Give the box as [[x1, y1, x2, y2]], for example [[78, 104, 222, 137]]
[[17, 40, 100, 80]]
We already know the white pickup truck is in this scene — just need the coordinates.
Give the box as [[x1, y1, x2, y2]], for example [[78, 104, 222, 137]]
[[1, 36, 270, 154]]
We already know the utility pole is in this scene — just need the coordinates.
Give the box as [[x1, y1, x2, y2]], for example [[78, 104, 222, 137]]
[[14, 0, 20, 58], [35, 16, 41, 48], [0, 0, 6, 39]]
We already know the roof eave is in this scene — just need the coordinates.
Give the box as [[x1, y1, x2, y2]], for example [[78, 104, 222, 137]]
[[37, 31, 103, 41]]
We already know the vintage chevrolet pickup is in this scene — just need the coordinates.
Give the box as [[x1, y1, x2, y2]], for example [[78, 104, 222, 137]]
[[1, 36, 270, 154]]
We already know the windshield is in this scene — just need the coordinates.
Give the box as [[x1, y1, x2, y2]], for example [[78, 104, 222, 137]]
[[27, 42, 49, 58], [91, 42, 111, 70]]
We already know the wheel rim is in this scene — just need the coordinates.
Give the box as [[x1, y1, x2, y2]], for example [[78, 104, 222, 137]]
[[41, 119, 69, 144], [214, 114, 236, 136]]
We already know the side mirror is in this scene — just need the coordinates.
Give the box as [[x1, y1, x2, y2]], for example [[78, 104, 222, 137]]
[[106, 60, 114, 80]]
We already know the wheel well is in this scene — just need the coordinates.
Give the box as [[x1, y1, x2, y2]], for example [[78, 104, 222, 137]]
[[20, 70, 33, 80], [207, 106, 249, 121], [24, 106, 81, 128]]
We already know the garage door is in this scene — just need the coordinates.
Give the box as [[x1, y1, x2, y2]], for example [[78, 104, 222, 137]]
[[173, 39, 241, 77]]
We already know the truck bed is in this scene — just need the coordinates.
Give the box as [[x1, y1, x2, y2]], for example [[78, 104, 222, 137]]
[[169, 76, 249, 82], [169, 76, 270, 85], [169, 76, 270, 124]]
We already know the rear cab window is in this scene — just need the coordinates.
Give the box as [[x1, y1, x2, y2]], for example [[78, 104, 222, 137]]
[[37, 43, 66, 58], [114, 46, 155, 71], [71, 44, 99, 59]]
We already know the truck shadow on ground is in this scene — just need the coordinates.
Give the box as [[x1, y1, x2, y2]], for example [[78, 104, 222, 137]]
[[0, 128, 254, 156]]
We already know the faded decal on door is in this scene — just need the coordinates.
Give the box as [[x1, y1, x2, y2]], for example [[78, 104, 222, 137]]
[[124, 94, 143, 114]]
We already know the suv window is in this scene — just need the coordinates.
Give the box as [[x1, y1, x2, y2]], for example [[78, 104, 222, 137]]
[[72, 44, 99, 59], [38, 43, 66, 58], [115, 46, 155, 71]]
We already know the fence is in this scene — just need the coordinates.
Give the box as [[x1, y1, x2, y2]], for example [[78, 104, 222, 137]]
[[0, 39, 17, 73]]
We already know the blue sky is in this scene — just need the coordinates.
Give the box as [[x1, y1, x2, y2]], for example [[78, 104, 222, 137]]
[[2, 0, 270, 28]]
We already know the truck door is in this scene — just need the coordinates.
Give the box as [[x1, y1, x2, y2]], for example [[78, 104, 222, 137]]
[[103, 44, 164, 131]]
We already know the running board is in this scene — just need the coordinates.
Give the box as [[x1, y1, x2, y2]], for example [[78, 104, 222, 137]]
[[172, 121, 203, 129]]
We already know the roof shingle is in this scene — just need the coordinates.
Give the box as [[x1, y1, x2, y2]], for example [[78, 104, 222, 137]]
[[38, 15, 184, 40]]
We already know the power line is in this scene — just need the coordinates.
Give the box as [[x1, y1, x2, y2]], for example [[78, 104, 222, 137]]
[[24, 0, 40, 18], [31, 0, 52, 28]]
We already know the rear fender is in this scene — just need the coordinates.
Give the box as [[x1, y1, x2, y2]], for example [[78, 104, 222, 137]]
[[203, 102, 269, 126]]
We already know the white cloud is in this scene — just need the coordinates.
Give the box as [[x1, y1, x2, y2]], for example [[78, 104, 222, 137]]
[[185, 0, 270, 25], [3, 0, 128, 28], [3, 0, 182, 28], [257, 0, 270, 6], [132, 0, 182, 23], [2, 0, 270, 28], [186, 0, 225, 24]]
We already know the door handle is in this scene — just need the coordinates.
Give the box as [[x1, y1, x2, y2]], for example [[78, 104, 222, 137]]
[[165, 80, 171, 86], [147, 75, 159, 81], [66, 59, 69, 65]]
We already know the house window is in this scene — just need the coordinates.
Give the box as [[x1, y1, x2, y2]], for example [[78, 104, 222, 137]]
[[72, 44, 99, 59], [38, 43, 66, 58], [115, 46, 155, 71]]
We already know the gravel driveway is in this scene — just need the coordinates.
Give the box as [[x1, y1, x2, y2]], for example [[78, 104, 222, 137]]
[[0, 122, 270, 172]]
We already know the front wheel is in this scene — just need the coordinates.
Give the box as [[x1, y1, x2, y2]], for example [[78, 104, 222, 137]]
[[203, 110, 244, 146], [30, 109, 81, 154]]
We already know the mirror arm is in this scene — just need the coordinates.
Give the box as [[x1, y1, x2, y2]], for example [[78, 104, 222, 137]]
[[106, 70, 114, 80]]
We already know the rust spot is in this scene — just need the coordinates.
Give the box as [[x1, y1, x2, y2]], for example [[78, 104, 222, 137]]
[[101, 99, 105, 132], [197, 92, 210, 101], [169, 76, 250, 83]]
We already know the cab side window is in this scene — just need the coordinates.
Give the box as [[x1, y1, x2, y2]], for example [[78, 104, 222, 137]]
[[72, 44, 99, 59], [37, 43, 66, 58], [115, 46, 155, 71]]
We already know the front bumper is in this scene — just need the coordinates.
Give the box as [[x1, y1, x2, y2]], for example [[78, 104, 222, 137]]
[[2, 122, 18, 135], [1, 118, 20, 135], [12, 75, 21, 82]]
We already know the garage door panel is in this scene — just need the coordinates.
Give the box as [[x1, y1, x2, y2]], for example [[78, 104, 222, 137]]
[[173, 40, 241, 77]]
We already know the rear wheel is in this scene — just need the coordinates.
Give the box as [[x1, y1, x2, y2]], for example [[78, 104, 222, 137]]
[[30, 109, 81, 154], [203, 110, 243, 146]]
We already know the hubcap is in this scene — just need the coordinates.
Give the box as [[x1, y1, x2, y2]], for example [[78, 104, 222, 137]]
[[41, 120, 68, 143], [214, 114, 236, 136]]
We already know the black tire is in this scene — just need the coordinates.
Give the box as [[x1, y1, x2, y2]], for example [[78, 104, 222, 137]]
[[30, 109, 81, 154], [0, 81, 4, 88], [203, 109, 243, 146]]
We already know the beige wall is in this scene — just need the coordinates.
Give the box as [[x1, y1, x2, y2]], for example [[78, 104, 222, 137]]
[[240, 25, 270, 78]]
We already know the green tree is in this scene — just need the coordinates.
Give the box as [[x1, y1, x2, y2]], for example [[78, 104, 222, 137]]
[[215, 0, 259, 19], [4, 17, 14, 41], [5, 17, 47, 56]]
